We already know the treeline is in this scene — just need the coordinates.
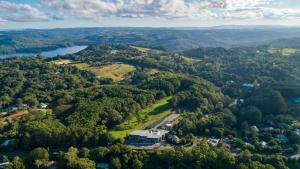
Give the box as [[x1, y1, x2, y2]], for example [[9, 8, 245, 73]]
[[4, 142, 296, 169]]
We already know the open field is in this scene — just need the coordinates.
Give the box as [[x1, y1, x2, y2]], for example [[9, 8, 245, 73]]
[[268, 48, 297, 56], [109, 97, 172, 139], [182, 56, 201, 63], [52, 59, 73, 65], [130, 46, 164, 54], [73, 63, 136, 81], [282, 48, 297, 56]]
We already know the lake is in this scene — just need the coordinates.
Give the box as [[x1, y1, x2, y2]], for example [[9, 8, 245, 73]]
[[0, 45, 88, 59]]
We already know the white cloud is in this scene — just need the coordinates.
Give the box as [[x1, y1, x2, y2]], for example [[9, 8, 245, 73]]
[[0, 1, 49, 22], [2, 0, 299, 22]]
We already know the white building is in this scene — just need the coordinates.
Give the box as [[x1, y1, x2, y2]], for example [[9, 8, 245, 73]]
[[128, 129, 169, 144], [208, 138, 220, 146], [40, 103, 48, 109]]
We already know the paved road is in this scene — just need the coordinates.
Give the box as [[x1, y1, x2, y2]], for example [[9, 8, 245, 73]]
[[152, 114, 180, 129]]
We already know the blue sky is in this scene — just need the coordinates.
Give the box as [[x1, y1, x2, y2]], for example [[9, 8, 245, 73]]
[[1, 0, 300, 29]]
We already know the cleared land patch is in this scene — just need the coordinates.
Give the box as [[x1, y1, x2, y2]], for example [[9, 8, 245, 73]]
[[73, 63, 136, 81], [130, 46, 164, 54], [52, 59, 73, 65], [0, 110, 28, 128], [109, 97, 172, 139], [268, 48, 297, 56]]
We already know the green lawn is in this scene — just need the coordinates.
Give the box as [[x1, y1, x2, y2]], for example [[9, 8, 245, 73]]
[[109, 97, 172, 139], [130, 45, 164, 54], [282, 48, 296, 56], [268, 48, 297, 56], [73, 63, 136, 81]]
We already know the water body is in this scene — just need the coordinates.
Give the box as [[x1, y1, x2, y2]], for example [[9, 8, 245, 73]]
[[0, 45, 88, 59], [294, 98, 300, 103]]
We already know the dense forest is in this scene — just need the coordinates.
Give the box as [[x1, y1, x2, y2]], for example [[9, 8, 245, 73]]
[[1, 43, 300, 169]]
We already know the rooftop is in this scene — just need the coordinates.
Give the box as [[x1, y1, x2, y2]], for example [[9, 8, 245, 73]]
[[130, 129, 169, 139]]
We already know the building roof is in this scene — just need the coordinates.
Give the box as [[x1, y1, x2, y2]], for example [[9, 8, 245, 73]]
[[1, 140, 11, 147], [251, 126, 260, 132], [40, 103, 48, 107], [242, 83, 254, 88], [208, 138, 220, 146], [130, 129, 169, 139], [276, 134, 288, 141], [96, 163, 109, 169]]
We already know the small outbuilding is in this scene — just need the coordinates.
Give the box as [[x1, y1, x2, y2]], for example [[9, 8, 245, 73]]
[[96, 163, 109, 169], [40, 103, 48, 109]]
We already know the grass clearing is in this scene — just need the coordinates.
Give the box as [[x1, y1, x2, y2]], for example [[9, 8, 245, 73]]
[[268, 48, 297, 56], [109, 97, 172, 139], [182, 56, 201, 63], [130, 46, 164, 54], [52, 59, 73, 65], [73, 63, 136, 81], [282, 48, 296, 56], [145, 69, 161, 75]]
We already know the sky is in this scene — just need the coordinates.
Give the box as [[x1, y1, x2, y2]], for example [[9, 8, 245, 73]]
[[1, 0, 300, 29]]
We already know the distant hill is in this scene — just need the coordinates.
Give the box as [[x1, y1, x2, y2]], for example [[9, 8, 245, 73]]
[[268, 37, 300, 48], [1, 27, 300, 54]]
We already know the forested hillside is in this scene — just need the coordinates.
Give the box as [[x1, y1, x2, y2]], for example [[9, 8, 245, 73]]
[[1, 44, 300, 168], [2, 27, 300, 54]]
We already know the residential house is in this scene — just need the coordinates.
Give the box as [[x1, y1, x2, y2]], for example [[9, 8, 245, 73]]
[[261, 141, 267, 148], [47, 161, 57, 169], [242, 83, 254, 88], [40, 103, 48, 109], [262, 127, 274, 132], [251, 126, 260, 132], [208, 138, 220, 146]]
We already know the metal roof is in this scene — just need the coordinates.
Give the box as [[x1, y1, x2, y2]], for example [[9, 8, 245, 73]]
[[129, 129, 169, 139]]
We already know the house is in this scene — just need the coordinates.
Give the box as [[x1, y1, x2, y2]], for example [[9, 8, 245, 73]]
[[237, 99, 245, 106], [110, 50, 117, 55], [96, 163, 109, 169], [262, 127, 274, 132], [276, 134, 288, 141], [127, 129, 169, 144], [1, 140, 11, 147], [208, 138, 220, 146], [47, 161, 57, 169], [261, 141, 267, 148], [251, 126, 260, 132], [40, 103, 48, 109], [242, 83, 254, 88]]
